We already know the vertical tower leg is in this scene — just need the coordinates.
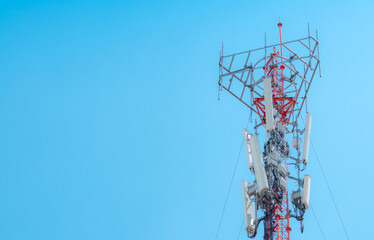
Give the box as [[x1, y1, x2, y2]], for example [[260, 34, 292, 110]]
[[271, 191, 290, 240]]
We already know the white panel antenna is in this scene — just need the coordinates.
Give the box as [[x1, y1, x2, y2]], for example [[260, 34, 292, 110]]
[[243, 129, 254, 172], [249, 134, 269, 197], [302, 113, 312, 165], [241, 180, 257, 234], [302, 175, 311, 209], [264, 77, 275, 131]]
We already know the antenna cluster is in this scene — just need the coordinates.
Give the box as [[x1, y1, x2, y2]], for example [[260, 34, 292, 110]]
[[218, 23, 320, 240]]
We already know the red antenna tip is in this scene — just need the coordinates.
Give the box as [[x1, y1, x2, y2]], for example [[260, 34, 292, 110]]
[[278, 22, 282, 27]]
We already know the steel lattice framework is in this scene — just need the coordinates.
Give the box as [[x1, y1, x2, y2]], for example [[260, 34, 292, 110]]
[[218, 24, 320, 131], [218, 23, 320, 240]]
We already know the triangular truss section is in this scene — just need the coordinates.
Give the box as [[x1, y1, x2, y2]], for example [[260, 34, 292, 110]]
[[219, 33, 320, 132]]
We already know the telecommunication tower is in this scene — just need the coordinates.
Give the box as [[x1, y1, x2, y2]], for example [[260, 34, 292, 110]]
[[218, 23, 320, 240]]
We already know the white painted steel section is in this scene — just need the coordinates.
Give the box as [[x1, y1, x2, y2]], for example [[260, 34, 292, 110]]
[[243, 129, 254, 172], [241, 180, 256, 234], [264, 77, 275, 131], [249, 134, 269, 196], [302, 175, 311, 209], [302, 113, 312, 164]]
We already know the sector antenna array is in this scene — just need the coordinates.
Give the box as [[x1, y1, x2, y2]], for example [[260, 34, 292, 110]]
[[218, 23, 320, 240]]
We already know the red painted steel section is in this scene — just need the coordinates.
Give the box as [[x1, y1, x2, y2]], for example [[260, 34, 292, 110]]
[[259, 23, 291, 240], [254, 23, 295, 128]]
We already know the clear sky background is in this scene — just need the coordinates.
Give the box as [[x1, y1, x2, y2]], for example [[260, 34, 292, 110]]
[[0, 0, 372, 239]]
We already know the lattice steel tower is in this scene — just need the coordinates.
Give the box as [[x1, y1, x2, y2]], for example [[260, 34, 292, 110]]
[[218, 23, 320, 240]]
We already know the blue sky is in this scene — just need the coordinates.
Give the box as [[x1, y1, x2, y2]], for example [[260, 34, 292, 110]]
[[0, 0, 372, 239]]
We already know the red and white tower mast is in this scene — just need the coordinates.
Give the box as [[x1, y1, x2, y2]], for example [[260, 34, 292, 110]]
[[218, 23, 320, 240]]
